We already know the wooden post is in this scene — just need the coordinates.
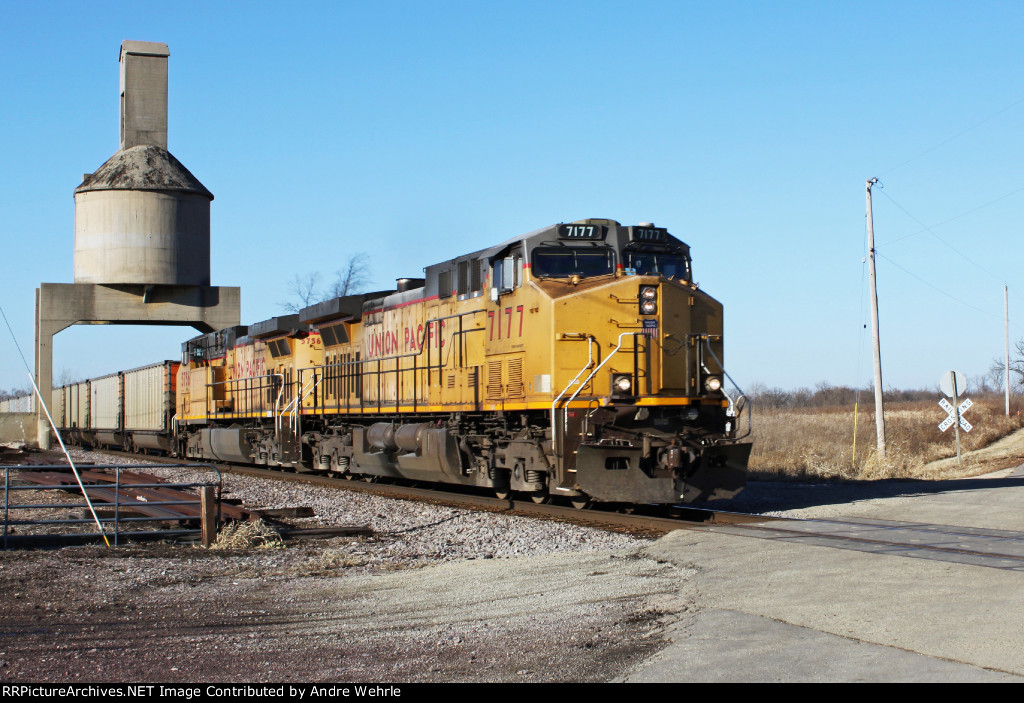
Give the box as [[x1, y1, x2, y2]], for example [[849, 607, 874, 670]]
[[200, 485, 217, 547], [866, 178, 886, 459], [1005, 284, 1010, 416]]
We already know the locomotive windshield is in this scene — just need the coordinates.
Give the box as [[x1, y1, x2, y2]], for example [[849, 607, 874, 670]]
[[623, 250, 691, 280], [531, 247, 615, 278]]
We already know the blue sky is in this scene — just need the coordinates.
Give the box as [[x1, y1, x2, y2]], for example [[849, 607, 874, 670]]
[[2, 1, 1024, 394]]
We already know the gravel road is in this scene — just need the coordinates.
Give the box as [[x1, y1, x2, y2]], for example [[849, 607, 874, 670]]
[[0, 450, 666, 682]]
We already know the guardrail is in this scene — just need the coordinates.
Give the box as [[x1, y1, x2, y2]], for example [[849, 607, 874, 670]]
[[1, 463, 225, 548]]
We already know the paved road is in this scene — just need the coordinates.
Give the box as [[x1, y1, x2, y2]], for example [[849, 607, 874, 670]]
[[620, 466, 1024, 682]]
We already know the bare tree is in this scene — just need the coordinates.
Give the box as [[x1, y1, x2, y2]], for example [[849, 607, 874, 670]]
[[992, 341, 1024, 395], [327, 253, 371, 299], [56, 368, 81, 387], [279, 272, 323, 313], [278, 254, 372, 313], [987, 358, 1006, 392], [0, 387, 30, 401]]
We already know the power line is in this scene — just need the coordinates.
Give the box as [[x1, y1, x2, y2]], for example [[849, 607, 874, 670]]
[[875, 188, 1006, 282], [0, 304, 111, 546], [875, 251, 1001, 319], [878, 182, 1024, 247], [878, 94, 1024, 177]]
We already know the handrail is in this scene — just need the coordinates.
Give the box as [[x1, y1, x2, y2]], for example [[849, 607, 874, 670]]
[[562, 331, 634, 438], [203, 373, 285, 420], [266, 374, 285, 436], [702, 336, 752, 440], [288, 374, 322, 434], [297, 308, 488, 412], [550, 335, 596, 458]]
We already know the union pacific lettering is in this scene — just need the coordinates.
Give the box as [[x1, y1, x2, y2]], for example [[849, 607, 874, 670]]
[[365, 329, 400, 358], [366, 321, 445, 359], [232, 346, 266, 379], [404, 324, 424, 352]]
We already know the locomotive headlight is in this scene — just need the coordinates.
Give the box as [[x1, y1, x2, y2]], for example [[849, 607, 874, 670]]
[[611, 373, 634, 399], [639, 286, 657, 315], [704, 376, 723, 392]]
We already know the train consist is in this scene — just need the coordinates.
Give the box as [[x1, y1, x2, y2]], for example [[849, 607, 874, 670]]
[[47, 219, 751, 505], [49, 361, 179, 454]]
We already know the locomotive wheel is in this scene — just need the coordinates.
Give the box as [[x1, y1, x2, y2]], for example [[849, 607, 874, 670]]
[[570, 497, 592, 510], [529, 490, 550, 504], [494, 489, 511, 500]]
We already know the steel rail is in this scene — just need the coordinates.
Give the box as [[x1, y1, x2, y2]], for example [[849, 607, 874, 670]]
[[1, 462, 233, 547], [710, 517, 1024, 564], [191, 460, 776, 535]]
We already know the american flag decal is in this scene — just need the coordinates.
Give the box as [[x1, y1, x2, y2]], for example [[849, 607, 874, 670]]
[[642, 319, 659, 338]]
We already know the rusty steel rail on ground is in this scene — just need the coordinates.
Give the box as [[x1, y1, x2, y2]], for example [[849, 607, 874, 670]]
[[1, 463, 253, 548]]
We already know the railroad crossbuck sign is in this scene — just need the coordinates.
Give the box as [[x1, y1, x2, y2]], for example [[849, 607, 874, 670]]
[[938, 370, 971, 465], [938, 397, 973, 433]]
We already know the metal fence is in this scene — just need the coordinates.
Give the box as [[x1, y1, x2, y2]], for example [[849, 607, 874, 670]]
[[1, 463, 223, 548]]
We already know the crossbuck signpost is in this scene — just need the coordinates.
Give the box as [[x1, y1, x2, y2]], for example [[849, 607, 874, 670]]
[[938, 370, 972, 465]]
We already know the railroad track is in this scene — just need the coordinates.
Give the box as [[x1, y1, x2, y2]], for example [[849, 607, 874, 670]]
[[702, 516, 1024, 571], [65, 450, 1024, 570], [82, 449, 773, 534]]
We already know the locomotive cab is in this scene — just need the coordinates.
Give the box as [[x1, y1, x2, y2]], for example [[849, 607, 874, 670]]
[[508, 219, 750, 503]]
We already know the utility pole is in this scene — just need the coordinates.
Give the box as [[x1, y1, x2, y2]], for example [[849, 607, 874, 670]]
[[1005, 284, 1010, 416], [866, 178, 886, 458]]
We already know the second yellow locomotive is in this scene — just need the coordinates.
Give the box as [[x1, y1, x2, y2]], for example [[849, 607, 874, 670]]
[[175, 219, 751, 505]]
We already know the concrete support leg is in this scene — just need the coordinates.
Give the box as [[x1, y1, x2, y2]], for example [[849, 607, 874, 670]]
[[35, 289, 72, 450]]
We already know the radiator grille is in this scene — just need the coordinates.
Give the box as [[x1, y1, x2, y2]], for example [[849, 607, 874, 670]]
[[487, 360, 503, 399], [507, 358, 524, 397]]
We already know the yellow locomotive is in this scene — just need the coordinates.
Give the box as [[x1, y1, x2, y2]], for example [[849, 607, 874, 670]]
[[176, 219, 751, 505]]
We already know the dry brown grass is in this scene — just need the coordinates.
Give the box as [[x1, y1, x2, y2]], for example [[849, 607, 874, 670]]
[[210, 519, 284, 550], [747, 396, 1024, 481]]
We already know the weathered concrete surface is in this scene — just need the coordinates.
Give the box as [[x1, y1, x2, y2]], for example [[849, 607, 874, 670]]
[[77, 39, 212, 287], [75, 146, 213, 287], [119, 40, 169, 151], [621, 469, 1024, 682], [0, 412, 37, 444], [3, 449, 1023, 681], [34, 283, 240, 449]]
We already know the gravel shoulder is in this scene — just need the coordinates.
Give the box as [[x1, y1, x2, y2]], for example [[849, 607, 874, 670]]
[[0, 450, 668, 682]]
